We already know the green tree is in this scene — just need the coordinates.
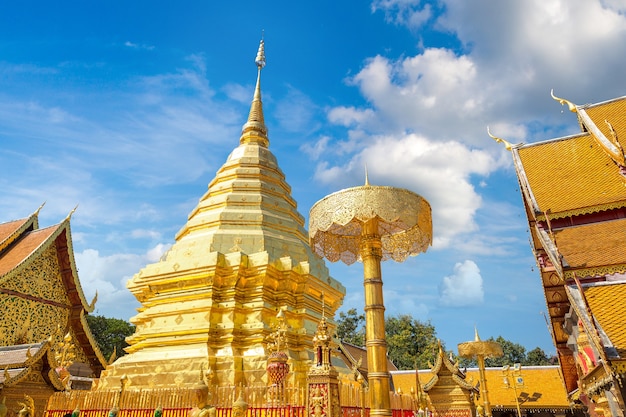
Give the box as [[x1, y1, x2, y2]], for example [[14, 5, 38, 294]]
[[485, 336, 527, 367], [458, 339, 556, 368], [385, 315, 438, 370], [525, 347, 553, 365], [86, 314, 135, 360], [335, 308, 365, 346], [335, 310, 438, 370]]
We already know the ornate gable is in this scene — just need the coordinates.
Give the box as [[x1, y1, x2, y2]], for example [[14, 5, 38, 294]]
[[0, 211, 106, 381], [423, 342, 477, 417]]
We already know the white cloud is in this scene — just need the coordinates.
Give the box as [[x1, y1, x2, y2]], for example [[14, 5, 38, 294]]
[[124, 41, 155, 51], [439, 260, 484, 307], [371, 0, 433, 28], [75, 243, 170, 320], [301, 135, 331, 160], [314, 133, 499, 248]]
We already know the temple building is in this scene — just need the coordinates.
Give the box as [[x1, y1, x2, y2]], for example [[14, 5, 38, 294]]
[[392, 364, 577, 417], [95, 39, 346, 391], [0, 206, 106, 416], [495, 93, 626, 416]]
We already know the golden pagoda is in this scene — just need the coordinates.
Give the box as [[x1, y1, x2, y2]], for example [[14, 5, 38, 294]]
[[95, 39, 346, 391]]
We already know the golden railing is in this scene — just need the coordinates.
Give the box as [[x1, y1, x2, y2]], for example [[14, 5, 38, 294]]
[[44, 383, 417, 417]]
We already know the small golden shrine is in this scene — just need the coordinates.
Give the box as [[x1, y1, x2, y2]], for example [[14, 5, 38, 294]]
[[94, 39, 346, 391], [306, 301, 340, 417], [420, 342, 478, 417], [492, 92, 626, 416], [0, 206, 106, 416]]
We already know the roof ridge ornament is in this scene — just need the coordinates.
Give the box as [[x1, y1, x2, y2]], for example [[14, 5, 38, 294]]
[[240, 38, 269, 147], [551, 89, 577, 113], [487, 126, 514, 150]]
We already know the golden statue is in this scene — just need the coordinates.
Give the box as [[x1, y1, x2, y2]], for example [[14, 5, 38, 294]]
[[17, 395, 35, 417], [0, 397, 7, 417], [232, 391, 248, 417]]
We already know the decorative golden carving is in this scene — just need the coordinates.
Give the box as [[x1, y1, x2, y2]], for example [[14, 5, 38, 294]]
[[551, 89, 577, 113], [458, 329, 503, 417], [0, 397, 6, 417], [17, 395, 35, 417], [487, 126, 514, 151], [309, 185, 432, 265]]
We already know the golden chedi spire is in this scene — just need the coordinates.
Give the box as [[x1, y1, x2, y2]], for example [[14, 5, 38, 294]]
[[240, 39, 268, 147], [102, 38, 346, 391]]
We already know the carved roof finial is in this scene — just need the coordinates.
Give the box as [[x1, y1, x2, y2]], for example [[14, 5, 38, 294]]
[[65, 204, 79, 222], [487, 126, 513, 151], [551, 89, 577, 113], [240, 38, 269, 147]]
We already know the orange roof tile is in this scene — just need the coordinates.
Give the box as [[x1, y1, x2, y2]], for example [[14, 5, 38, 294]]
[[516, 133, 626, 218], [554, 218, 626, 275], [583, 282, 626, 357], [0, 219, 27, 244], [392, 366, 569, 410], [582, 97, 626, 155], [0, 225, 58, 276]]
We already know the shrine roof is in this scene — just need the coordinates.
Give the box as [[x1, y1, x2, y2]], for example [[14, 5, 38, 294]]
[[513, 132, 626, 219], [338, 341, 398, 380], [0, 224, 58, 277], [583, 282, 626, 357], [553, 218, 626, 277], [0, 218, 28, 245], [0, 212, 39, 254], [392, 366, 569, 410], [0, 342, 47, 368]]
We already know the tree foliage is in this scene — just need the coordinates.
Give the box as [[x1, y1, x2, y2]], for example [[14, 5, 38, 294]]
[[385, 315, 438, 370], [335, 309, 439, 370], [458, 336, 556, 368], [336, 308, 365, 347], [336, 311, 556, 370], [86, 314, 135, 360]]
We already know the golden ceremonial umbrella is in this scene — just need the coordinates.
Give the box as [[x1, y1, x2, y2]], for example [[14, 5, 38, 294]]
[[309, 181, 432, 417]]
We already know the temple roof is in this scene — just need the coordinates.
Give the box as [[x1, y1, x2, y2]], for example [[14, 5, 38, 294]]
[[0, 211, 107, 374], [514, 132, 626, 219], [392, 366, 569, 410], [0, 209, 38, 253], [567, 281, 626, 359], [337, 341, 398, 382], [553, 218, 626, 277], [0, 225, 57, 276]]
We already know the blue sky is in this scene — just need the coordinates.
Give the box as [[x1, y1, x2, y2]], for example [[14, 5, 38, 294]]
[[2, 0, 626, 357]]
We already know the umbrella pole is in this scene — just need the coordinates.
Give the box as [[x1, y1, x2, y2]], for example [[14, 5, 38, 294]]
[[361, 218, 392, 417]]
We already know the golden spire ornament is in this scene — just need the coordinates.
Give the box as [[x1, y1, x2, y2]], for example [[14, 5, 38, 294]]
[[309, 178, 432, 417], [240, 38, 268, 146], [457, 329, 503, 417]]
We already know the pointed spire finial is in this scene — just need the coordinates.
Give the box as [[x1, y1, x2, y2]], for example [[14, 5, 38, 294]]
[[240, 38, 269, 147], [474, 326, 481, 342], [364, 164, 369, 186], [65, 205, 79, 222], [34, 202, 46, 216]]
